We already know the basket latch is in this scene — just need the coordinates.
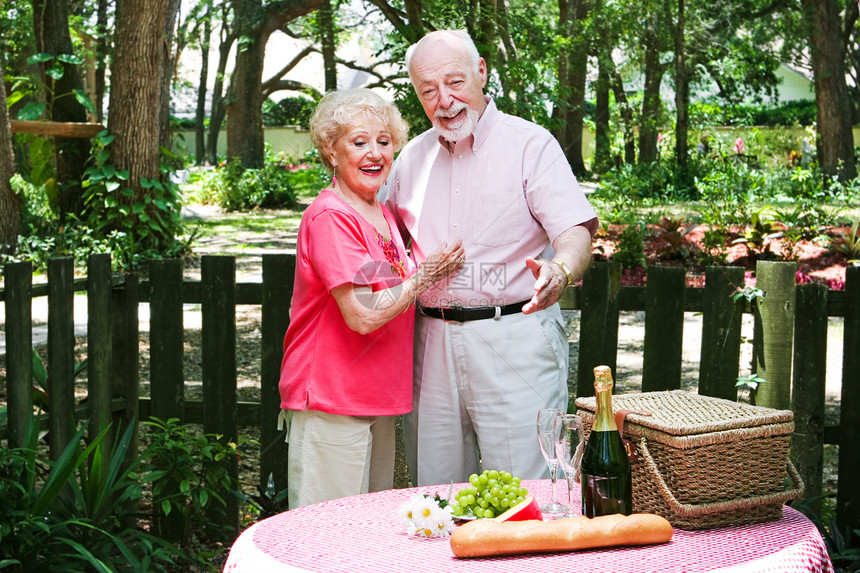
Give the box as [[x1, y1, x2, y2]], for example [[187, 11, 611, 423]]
[[615, 409, 651, 464]]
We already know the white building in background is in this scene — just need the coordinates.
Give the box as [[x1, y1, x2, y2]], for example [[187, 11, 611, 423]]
[[772, 64, 815, 103]]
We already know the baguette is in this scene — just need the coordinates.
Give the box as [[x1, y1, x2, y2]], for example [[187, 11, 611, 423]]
[[450, 513, 673, 558]]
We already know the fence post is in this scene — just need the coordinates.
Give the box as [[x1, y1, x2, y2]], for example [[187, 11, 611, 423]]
[[201, 255, 238, 537], [642, 266, 686, 392], [111, 272, 139, 455], [698, 266, 745, 400], [87, 253, 113, 446], [790, 282, 828, 517], [837, 265, 860, 536], [149, 259, 185, 422], [148, 258, 186, 541], [47, 257, 76, 459], [577, 260, 621, 398], [260, 254, 293, 498], [4, 261, 33, 446], [752, 261, 796, 410]]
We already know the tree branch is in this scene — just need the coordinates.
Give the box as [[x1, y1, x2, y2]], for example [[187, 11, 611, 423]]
[[262, 45, 316, 89], [262, 79, 322, 99], [261, 0, 325, 36]]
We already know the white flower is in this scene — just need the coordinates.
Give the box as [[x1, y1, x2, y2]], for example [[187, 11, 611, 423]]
[[397, 494, 455, 538], [397, 493, 429, 527]]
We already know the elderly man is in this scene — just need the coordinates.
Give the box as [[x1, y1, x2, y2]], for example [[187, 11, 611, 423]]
[[380, 29, 598, 487]]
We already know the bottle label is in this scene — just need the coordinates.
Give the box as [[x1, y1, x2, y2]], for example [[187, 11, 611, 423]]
[[581, 474, 632, 517]]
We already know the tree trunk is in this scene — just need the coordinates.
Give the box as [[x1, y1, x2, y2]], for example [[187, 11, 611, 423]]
[[320, 0, 337, 91], [673, 0, 691, 187], [638, 15, 663, 164], [594, 60, 611, 173], [95, 0, 109, 122], [226, 0, 267, 168], [33, 0, 91, 222], [159, 0, 182, 152], [474, 0, 497, 71], [225, 0, 323, 169], [207, 19, 234, 166], [109, 0, 168, 207], [0, 81, 23, 251], [196, 11, 211, 165], [610, 67, 636, 165], [553, 0, 590, 174], [801, 0, 857, 182]]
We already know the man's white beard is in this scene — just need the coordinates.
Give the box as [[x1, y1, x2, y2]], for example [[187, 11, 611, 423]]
[[433, 102, 479, 142]]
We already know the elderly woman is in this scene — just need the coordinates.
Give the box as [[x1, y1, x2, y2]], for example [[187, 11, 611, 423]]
[[278, 88, 464, 508]]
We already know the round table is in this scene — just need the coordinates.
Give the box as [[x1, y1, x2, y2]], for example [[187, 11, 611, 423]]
[[223, 479, 833, 573]]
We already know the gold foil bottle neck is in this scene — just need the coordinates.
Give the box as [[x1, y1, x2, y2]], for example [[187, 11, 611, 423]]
[[593, 365, 614, 392]]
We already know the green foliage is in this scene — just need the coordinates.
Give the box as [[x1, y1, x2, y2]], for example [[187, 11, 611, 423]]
[[695, 161, 761, 227], [735, 373, 767, 404], [690, 100, 817, 127], [698, 226, 729, 267], [831, 221, 860, 262], [262, 96, 316, 128], [732, 209, 781, 258], [611, 219, 648, 269], [392, 83, 433, 137], [190, 149, 326, 211], [0, 2, 35, 72], [14, 52, 96, 120], [139, 417, 250, 557], [818, 516, 860, 572], [732, 284, 766, 304], [597, 161, 676, 204], [80, 131, 190, 269], [9, 174, 57, 236], [28, 347, 87, 413], [0, 417, 180, 571], [232, 473, 289, 524]]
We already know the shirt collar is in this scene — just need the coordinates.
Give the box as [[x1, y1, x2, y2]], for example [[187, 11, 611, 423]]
[[436, 96, 498, 155]]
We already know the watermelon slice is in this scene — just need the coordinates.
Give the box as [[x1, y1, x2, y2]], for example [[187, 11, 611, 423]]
[[493, 495, 543, 522]]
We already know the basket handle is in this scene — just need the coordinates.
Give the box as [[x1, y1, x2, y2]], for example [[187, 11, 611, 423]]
[[637, 437, 805, 518]]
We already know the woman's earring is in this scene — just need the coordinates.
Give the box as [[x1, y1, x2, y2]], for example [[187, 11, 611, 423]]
[[332, 167, 338, 188]]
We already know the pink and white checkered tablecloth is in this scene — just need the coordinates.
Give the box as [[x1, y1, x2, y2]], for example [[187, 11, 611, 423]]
[[223, 479, 833, 573]]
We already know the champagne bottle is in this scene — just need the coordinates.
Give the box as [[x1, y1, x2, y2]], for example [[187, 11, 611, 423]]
[[581, 365, 632, 518]]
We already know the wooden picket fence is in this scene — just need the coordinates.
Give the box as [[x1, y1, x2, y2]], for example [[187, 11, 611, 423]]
[[1, 254, 858, 542]]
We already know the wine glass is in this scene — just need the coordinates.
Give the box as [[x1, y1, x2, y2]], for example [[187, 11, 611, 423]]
[[554, 413, 584, 516], [536, 408, 566, 517]]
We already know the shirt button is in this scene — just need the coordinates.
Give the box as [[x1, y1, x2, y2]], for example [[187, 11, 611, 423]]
[[455, 187, 461, 193], [453, 221, 459, 227], [458, 154, 463, 159]]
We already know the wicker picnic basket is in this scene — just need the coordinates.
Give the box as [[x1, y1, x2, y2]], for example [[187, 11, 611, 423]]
[[574, 390, 804, 530]]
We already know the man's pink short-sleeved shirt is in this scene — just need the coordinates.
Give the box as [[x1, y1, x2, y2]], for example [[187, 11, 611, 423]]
[[380, 98, 597, 308], [279, 189, 415, 416]]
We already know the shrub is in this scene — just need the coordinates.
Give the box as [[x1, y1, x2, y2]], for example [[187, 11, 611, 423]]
[[262, 96, 316, 128], [139, 417, 250, 558], [0, 417, 179, 571], [611, 219, 648, 269], [690, 99, 817, 127], [192, 149, 327, 211]]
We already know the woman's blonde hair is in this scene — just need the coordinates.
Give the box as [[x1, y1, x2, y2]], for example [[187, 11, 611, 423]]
[[309, 88, 409, 173]]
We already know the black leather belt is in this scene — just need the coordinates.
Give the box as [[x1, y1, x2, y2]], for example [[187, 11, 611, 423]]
[[418, 300, 529, 322]]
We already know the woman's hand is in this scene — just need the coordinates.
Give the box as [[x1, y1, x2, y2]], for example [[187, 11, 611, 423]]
[[330, 238, 464, 335], [412, 237, 465, 294]]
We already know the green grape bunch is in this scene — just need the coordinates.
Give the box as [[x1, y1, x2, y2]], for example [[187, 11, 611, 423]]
[[448, 469, 529, 519]]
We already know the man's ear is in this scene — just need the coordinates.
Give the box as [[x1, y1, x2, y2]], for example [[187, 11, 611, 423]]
[[478, 58, 488, 88]]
